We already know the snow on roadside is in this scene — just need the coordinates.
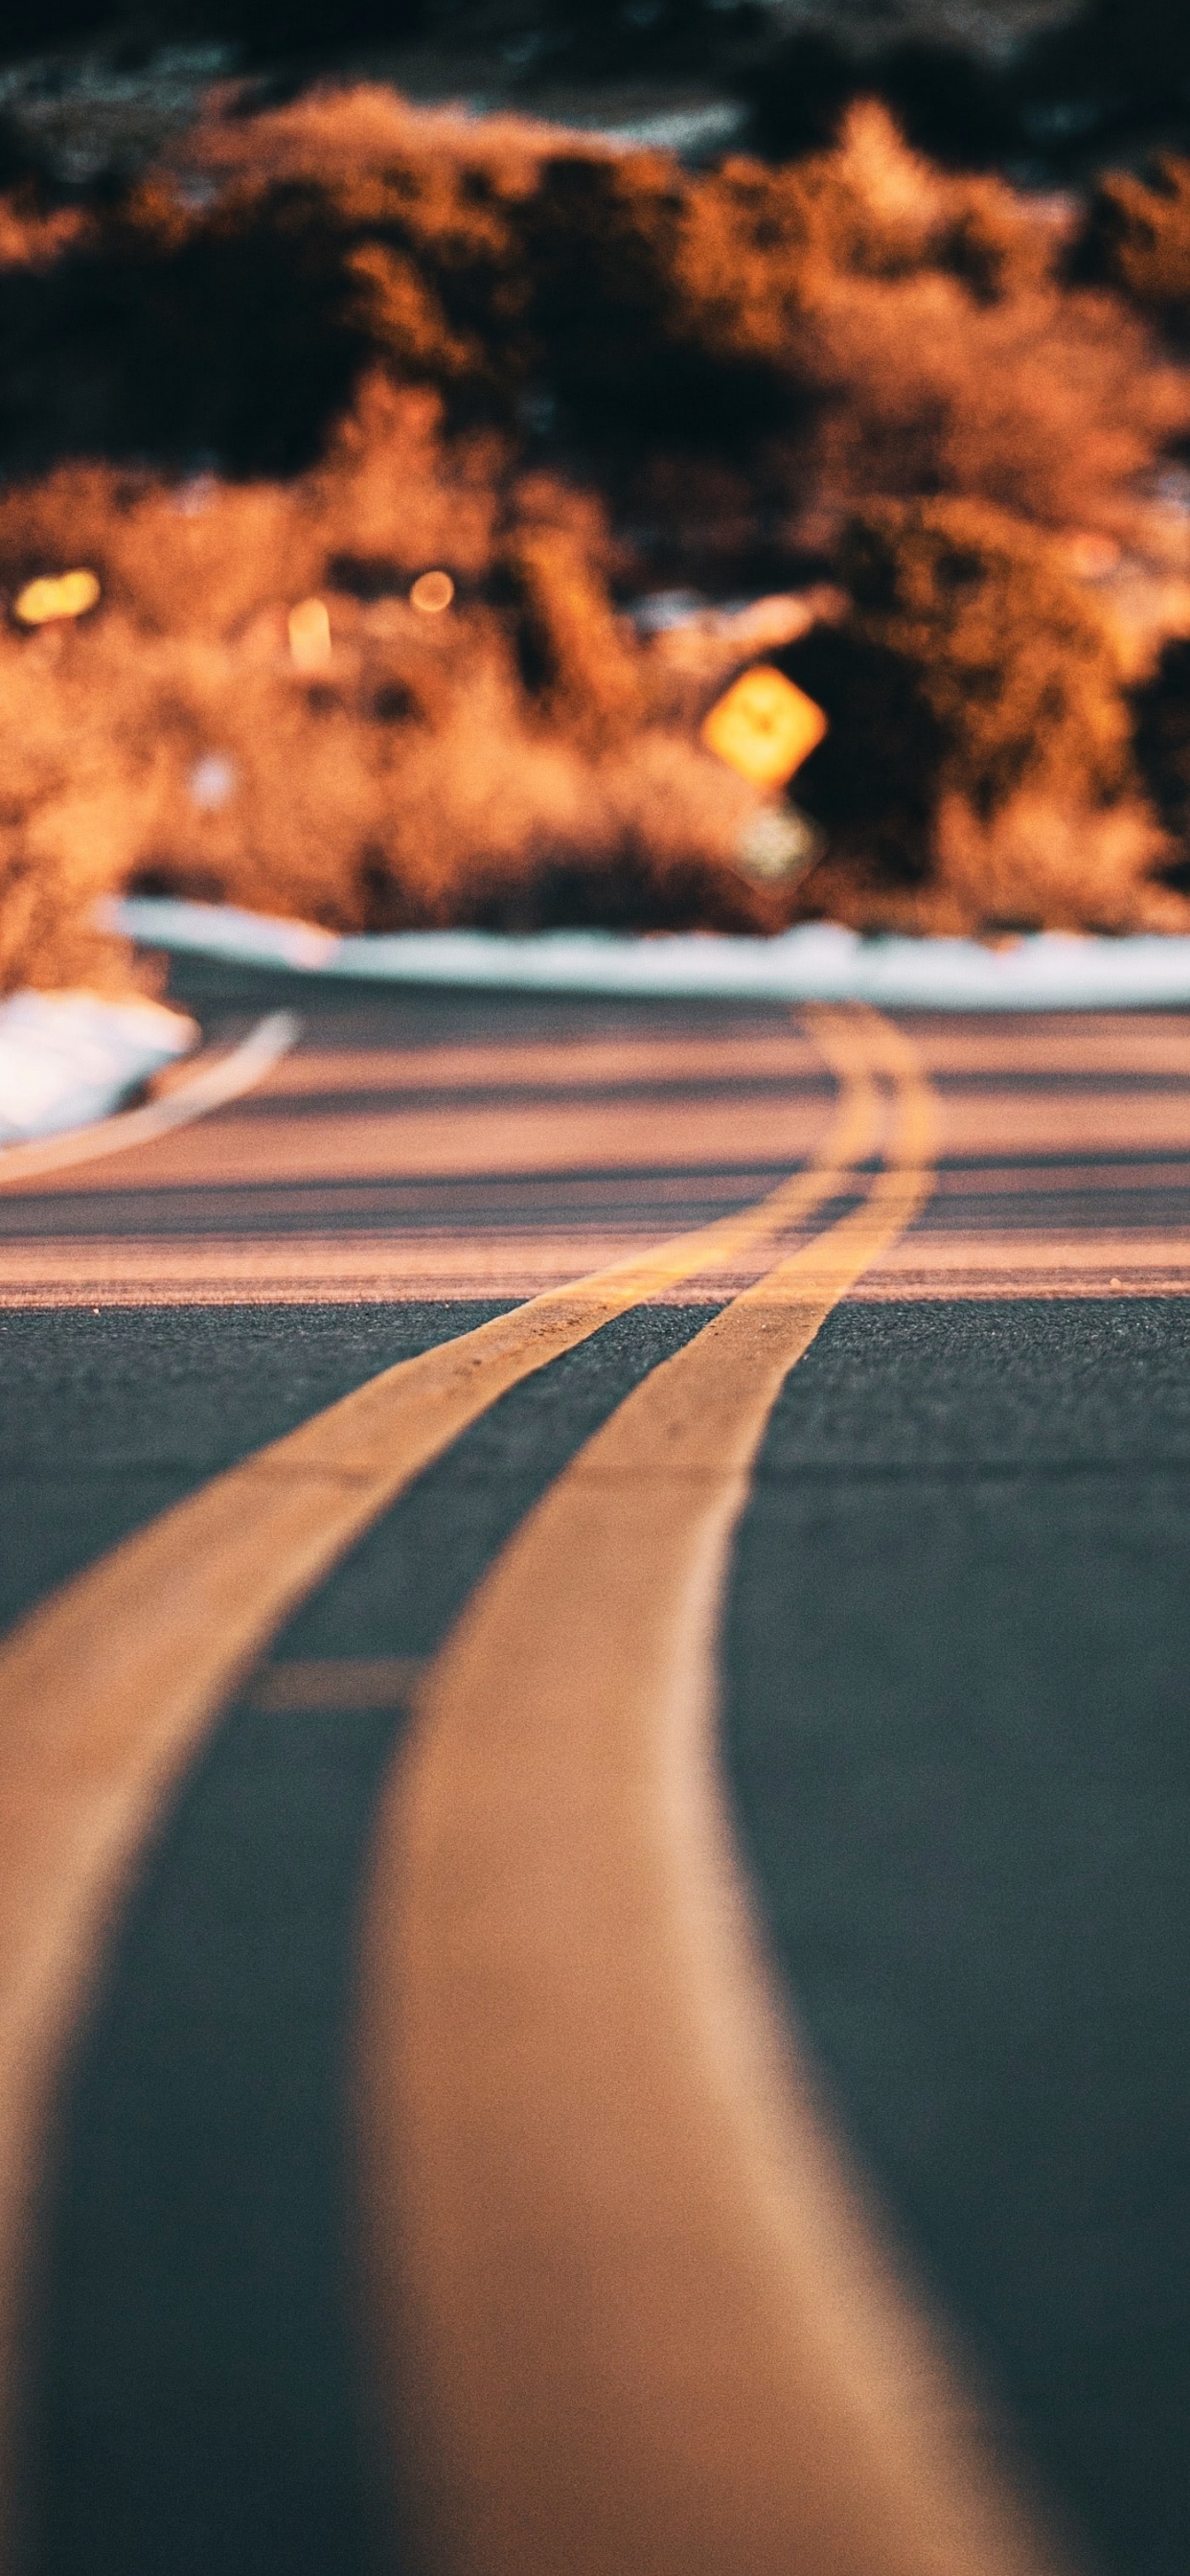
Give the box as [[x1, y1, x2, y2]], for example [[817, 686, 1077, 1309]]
[[108, 894, 1190, 1012], [0, 989, 198, 1146]]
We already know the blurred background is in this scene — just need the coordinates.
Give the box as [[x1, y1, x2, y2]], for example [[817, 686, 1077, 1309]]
[[5, 0, 1190, 1000]]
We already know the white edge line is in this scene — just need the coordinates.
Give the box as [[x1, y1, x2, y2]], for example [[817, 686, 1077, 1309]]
[[105, 898, 1190, 1012], [0, 1012, 300, 1186]]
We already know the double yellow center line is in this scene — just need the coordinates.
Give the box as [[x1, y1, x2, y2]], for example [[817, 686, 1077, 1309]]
[[0, 1004, 1062, 2576], [357, 1021, 1071, 2576]]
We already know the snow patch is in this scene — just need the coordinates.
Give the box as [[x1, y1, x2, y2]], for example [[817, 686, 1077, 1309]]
[[0, 988, 198, 1145], [106, 896, 1190, 1012]]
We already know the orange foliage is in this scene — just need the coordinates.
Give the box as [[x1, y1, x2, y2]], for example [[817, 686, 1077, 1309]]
[[1081, 155, 1190, 338], [0, 87, 1188, 981], [0, 381, 778, 986], [779, 497, 1177, 931]]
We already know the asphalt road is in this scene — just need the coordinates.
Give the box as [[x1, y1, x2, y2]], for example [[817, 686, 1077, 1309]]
[[2, 956, 1189, 2576]]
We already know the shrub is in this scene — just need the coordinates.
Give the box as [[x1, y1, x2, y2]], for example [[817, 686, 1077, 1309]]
[[1, 84, 1189, 976], [5, 95, 1183, 544], [1079, 156, 1190, 340], [0, 379, 789, 987], [780, 498, 1170, 930], [742, 0, 1190, 178], [742, 30, 1020, 172], [1132, 637, 1190, 878]]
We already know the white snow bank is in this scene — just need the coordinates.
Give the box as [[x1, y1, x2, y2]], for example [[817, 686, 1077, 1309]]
[[103, 897, 341, 973], [0, 988, 198, 1145], [104, 895, 1190, 1012]]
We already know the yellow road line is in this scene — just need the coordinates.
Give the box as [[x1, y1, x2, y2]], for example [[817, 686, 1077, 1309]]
[[358, 1023, 1070, 2576], [0, 1004, 884, 2555], [0, 1011, 300, 1187]]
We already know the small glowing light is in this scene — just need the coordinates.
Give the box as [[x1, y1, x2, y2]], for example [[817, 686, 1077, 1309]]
[[15, 568, 101, 626], [189, 752, 239, 811], [288, 596, 332, 671], [702, 664, 827, 790], [409, 569, 455, 615]]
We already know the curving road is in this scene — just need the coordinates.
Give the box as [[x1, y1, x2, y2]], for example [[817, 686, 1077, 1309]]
[[1, 953, 1188, 2576]]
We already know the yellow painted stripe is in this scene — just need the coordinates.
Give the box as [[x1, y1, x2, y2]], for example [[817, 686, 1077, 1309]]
[[0, 1010, 300, 1187], [358, 1022, 1068, 2576], [0, 1003, 884, 2550]]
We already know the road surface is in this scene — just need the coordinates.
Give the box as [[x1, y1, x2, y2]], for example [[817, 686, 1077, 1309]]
[[0, 954, 1187, 2576]]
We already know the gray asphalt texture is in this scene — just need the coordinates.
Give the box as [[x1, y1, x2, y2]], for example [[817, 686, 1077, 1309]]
[[3, 962, 1188, 2576]]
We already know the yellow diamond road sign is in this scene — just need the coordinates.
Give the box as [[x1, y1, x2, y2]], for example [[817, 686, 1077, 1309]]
[[700, 663, 827, 790]]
